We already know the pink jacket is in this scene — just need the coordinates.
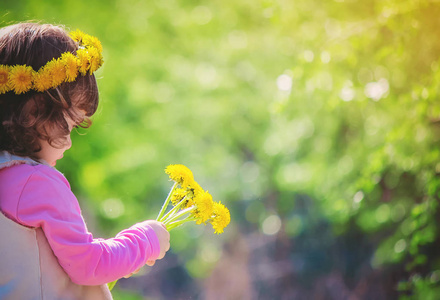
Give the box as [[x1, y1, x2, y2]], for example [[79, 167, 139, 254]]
[[0, 159, 160, 286]]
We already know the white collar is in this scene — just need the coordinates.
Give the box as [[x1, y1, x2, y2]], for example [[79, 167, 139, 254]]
[[0, 151, 49, 171]]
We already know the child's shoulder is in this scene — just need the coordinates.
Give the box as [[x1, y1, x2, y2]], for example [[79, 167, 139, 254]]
[[0, 163, 70, 188]]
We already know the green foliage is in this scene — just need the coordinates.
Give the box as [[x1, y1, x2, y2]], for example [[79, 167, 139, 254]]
[[4, 0, 440, 298]]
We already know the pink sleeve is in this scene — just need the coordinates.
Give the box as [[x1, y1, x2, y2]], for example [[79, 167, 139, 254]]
[[15, 166, 160, 285]]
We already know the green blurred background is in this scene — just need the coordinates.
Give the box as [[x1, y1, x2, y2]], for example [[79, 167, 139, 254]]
[[3, 0, 440, 299]]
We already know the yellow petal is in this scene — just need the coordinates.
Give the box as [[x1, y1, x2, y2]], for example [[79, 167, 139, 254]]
[[9, 65, 34, 94], [210, 202, 231, 234], [69, 29, 85, 43], [33, 67, 52, 92], [0, 65, 10, 94], [76, 48, 90, 75], [50, 59, 67, 88], [165, 164, 195, 188], [61, 52, 79, 82]]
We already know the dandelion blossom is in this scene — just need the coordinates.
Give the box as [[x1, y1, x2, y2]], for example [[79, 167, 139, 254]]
[[210, 202, 230, 234], [69, 29, 85, 43], [9, 65, 34, 94], [88, 47, 103, 74], [83, 34, 103, 52], [165, 164, 194, 188], [0, 65, 10, 94], [188, 181, 203, 197], [77, 49, 90, 75], [33, 67, 52, 92], [171, 188, 187, 206], [49, 59, 67, 88], [61, 52, 78, 82], [192, 191, 214, 224]]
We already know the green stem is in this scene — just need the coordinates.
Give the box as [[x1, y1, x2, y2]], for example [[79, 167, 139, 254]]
[[163, 206, 196, 225], [166, 223, 182, 231], [167, 216, 198, 230], [158, 196, 187, 222], [107, 280, 117, 291], [169, 215, 196, 226], [156, 182, 178, 221]]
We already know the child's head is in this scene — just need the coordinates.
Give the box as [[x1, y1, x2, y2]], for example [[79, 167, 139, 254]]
[[0, 22, 102, 165]]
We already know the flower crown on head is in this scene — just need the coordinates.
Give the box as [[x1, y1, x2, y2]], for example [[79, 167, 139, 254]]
[[0, 29, 103, 95]]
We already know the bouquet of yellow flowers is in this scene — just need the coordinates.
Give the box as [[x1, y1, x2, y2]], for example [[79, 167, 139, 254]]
[[108, 164, 230, 290], [157, 164, 230, 233]]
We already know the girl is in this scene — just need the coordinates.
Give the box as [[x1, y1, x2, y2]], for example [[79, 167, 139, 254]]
[[0, 23, 170, 299]]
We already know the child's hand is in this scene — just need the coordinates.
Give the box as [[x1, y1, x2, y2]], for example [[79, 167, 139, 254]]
[[143, 220, 170, 266]]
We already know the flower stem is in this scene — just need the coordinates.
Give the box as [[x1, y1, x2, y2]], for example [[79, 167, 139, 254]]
[[166, 216, 197, 230], [156, 182, 177, 221], [163, 206, 196, 225], [166, 223, 183, 231], [166, 223, 182, 231], [159, 196, 187, 222], [108, 280, 117, 291]]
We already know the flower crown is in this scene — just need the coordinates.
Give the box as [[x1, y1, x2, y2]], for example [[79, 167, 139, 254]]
[[0, 29, 103, 95]]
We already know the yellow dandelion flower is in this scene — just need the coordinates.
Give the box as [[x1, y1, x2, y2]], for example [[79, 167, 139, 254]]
[[171, 188, 187, 206], [49, 59, 66, 88], [188, 181, 203, 197], [180, 182, 203, 209], [88, 47, 103, 74], [83, 34, 103, 53], [61, 52, 78, 82], [210, 202, 230, 234], [165, 164, 194, 189], [76, 48, 90, 75], [69, 29, 85, 43], [9, 65, 34, 94], [33, 66, 52, 92], [0, 65, 10, 94], [185, 197, 195, 209], [192, 191, 214, 224]]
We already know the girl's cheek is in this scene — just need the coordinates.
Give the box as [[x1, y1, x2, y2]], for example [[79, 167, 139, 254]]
[[66, 135, 72, 150]]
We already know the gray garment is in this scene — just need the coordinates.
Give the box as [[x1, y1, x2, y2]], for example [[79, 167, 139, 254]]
[[0, 151, 113, 300]]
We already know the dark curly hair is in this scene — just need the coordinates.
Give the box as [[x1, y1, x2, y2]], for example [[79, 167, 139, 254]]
[[0, 23, 99, 159]]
